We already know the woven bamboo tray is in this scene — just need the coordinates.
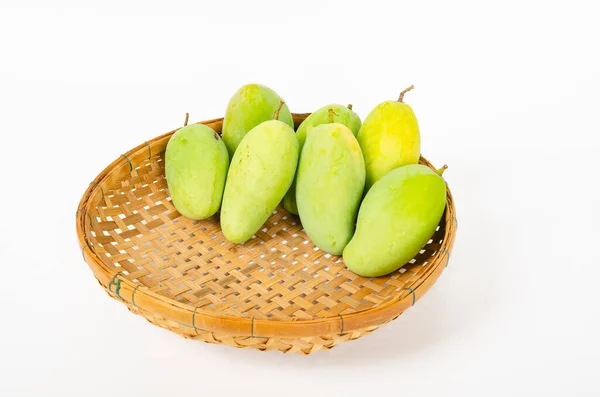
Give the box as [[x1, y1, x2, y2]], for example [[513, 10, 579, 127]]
[[76, 113, 457, 355]]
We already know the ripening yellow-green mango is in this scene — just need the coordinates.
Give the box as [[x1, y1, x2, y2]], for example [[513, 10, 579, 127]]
[[357, 86, 420, 192], [343, 164, 447, 277]]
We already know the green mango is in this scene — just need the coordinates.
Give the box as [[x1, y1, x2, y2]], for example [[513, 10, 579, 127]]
[[165, 124, 229, 220], [296, 123, 365, 255], [221, 120, 299, 244], [283, 104, 362, 215], [343, 164, 447, 277], [296, 104, 361, 147], [222, 83, 293, 158], [357, 86, 420, 192]]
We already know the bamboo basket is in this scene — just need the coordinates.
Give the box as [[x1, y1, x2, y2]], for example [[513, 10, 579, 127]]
[[76, 113, 457, 355]]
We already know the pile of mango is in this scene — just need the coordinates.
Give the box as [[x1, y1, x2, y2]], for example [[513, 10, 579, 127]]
[[165, 84, 447, 277]]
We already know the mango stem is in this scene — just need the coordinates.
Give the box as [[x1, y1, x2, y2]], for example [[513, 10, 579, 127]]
[[273, 100, 285, 120], [347, 104, 353, 110], [435, 164, 448, 176], [184, 112, 189, 126], [328, 108, 339, 123], [398, 85, 415, 102]]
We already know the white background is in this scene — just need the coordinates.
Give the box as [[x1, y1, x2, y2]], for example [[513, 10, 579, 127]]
[[1, 0, 599, 396]]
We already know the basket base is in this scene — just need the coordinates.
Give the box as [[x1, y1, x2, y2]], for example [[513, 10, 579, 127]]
[[114, 290, 395, 354]]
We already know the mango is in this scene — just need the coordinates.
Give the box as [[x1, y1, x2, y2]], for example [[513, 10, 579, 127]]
[[357, 85, 420, 192], [343, 164, 447, 277], [283, 104, 362, 215], [220, 120, 299, 243], [165, 123, 229, 220], [296, 104, 361, 147], [222, 83, 293, 158], [296, 123, 365, 255]]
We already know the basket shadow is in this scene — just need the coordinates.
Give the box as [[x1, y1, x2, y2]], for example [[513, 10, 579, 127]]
[[214, 232, 498, 365], [322, 289, 474, 363], [212, 279, 486, 366]]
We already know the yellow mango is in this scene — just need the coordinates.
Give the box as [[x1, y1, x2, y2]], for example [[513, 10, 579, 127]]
[[357, 86, 420, 192]]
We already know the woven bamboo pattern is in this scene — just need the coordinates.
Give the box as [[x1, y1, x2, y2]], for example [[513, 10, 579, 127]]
[[76, 113, 457, 355]]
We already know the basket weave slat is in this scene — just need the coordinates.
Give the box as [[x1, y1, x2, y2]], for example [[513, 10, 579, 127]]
[[76, 113, 457, 354]]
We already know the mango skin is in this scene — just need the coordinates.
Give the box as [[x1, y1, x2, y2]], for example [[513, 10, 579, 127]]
[[357, 101, 420, 192], [221, 120, 299, 244], [222, 84, 293, 158], [165, 124, 229, 220], [343, 164, 446, 277], [296, 104, 361, 148], [283, 104, 362, 215], [296, 123, 365, 255]]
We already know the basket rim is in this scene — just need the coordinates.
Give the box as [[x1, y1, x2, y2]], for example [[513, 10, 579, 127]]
[[76, 113, 457, 338]]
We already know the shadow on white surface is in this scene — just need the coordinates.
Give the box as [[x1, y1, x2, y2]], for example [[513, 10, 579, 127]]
[[196, 242, 498, 369], [186, 272, 487, 368]]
